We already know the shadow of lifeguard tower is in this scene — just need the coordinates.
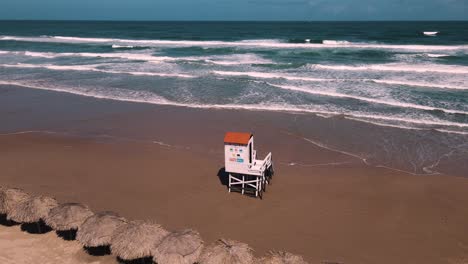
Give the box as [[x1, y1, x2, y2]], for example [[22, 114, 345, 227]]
[[224, 132, 274, 199]]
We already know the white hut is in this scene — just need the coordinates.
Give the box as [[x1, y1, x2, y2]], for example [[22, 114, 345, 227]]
[[224, 132, 273, 198]]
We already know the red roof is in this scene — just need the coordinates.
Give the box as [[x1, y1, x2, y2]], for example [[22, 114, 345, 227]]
[[224, 132, 252, 145]]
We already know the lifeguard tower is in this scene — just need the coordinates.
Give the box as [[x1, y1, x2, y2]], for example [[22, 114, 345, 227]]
[[224, 132, 274, 198]]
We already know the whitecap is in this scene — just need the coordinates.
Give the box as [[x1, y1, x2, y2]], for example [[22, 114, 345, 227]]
[[426, 53, 449, 58], [112, 44, 135, 49], [322, 40, 350, 45], [423, 31, 439, 36]]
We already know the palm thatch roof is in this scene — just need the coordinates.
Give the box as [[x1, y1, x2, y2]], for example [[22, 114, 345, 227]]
[[0, 188, 30, 215], [110, 220, 169, 261], [259, 251, 309, 264], [44, 203, 94, 231], [152, 229, 204, 264], [0, 186, 4, 213], [198, 239, 255, 264], [76, 211, 127, 247], [7, 195, 58, 223]]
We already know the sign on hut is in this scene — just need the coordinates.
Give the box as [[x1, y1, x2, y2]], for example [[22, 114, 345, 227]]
[[224, 132, 274, 198]]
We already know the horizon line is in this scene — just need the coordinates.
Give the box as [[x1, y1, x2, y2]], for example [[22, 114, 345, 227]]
[[0, 19, 467, 22]]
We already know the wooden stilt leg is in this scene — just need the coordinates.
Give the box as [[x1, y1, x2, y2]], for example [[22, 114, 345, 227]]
[[255, 178, 258, 197], [242, 175, 245, 195]]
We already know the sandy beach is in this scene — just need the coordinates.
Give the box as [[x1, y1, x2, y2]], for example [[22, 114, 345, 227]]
[[1, 85, 468, 263], [0, 225, 115, 264]]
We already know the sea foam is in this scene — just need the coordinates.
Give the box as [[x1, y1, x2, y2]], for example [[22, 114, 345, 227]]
[[0, 63, 195, 78], [311, 63, 468, 74], [214, 70, 468, 90], [266, 83, 468, 115]]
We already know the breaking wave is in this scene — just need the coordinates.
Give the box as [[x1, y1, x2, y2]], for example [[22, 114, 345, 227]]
[[112, 44, 135, 49], [0, 63, 195, 78], [310, 63, 468, 74], [214, 70, 468, 90], [322, 40, 351, 45], [0, 50, 272, 65]]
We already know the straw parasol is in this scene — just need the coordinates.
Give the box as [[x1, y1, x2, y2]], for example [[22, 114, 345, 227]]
[[152, 229, 204, 264], [76, 211, 127, 248], [8, 195, 58, 223], [198, 239, 255, 264], [0, 186, 5, 215], [0, 188, 30, 215], [259, 251, 309, 264], [45, 202, 94, 231], [110, 220, 169, 261], [0, 186, 6, 225]]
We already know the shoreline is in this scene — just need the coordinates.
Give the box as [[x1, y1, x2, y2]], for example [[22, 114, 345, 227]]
[[1, 80, 467, 136], [1, 83, 467, 177]]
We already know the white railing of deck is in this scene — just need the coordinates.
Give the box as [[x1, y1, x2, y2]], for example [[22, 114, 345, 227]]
[[260, 152, 272, 172]]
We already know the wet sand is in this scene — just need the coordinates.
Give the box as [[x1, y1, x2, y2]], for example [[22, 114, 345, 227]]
[[1, 85, 468, 263]]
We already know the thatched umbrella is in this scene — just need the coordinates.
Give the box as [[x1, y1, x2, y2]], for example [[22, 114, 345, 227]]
[[152, 229, 204, 264], [110, 220, 169, 262], [259, 251, 309, 264], [0, 186, 6, 225], [77, 211, 127, 255], [0, 188, 30, 226], [8, 195, 58, 223], [44, 202, 93, 240], [0, 186, 5, 214], [7, 195, 58, 233], [198, 239, 255, 264], [0, 188, 30, 215]]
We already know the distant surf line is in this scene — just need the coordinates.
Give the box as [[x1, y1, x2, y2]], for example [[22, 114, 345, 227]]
[[2, 35, 468, 51], [2, 49, 468, 78], [0, 50, 273, 66]]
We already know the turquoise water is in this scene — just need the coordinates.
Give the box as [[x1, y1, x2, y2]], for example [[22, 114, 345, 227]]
[[0, 21, 467, 134]]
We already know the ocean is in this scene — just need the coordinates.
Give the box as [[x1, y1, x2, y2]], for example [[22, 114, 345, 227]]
[[0, 21, 467, 135]]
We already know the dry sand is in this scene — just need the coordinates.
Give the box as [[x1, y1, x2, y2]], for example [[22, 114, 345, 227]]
[[0, 225, 115, 264], [2, 133, 468, 264]]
